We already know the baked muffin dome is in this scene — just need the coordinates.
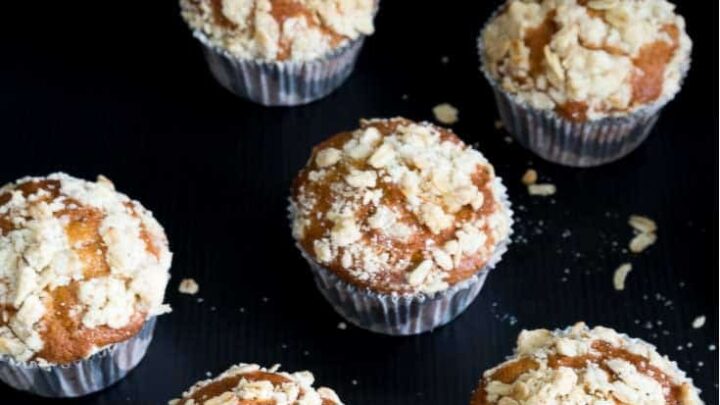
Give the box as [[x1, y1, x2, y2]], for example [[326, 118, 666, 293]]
[[290, 118, 512, 295], [0, 173, 171, 364], [170, 363, 343, 404], [481, 0, 692, 121], [180, 0, 376, 61], [471, 322, 703, 405]]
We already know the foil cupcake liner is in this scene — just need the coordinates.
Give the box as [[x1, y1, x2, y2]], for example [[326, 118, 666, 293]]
[[488, 86, 661, 167], [193, 31, 366, 106], [292, 178, 513, 336], [477, 9, 691, 167], [0, 316, 156, 397]]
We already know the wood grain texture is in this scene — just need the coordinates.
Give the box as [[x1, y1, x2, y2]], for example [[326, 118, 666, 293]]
[[0, 1, 716, 404]]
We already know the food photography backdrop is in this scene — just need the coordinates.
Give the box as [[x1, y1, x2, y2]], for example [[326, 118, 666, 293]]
[[0, 1, 717, 404]]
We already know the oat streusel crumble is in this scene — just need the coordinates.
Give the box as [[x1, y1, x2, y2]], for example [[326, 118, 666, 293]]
[[180, 0, 375, 61], [481, 0, 692, 121], [169, 364, 343, 405], [0, 173, 171, 363], [471, 322, 704, 405], [290, 118, 512, 295]]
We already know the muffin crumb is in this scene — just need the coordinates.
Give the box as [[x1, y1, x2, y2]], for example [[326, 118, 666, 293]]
[[628, 214, 658, 253], [629, 215, 658, 233], [613, 263, 632, 291], [692, 316, 706, 329], [178, 278, 199, 295], [528, 183, 556, 196], [432, 103, 459, 124], [630, 232, 657, 253], [521, 169, 538, 185]]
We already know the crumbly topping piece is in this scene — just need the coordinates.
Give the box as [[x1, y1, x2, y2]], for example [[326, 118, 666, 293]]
[[171, 363, 343, 405], [179, 278, 200, 295], [481, 0, 692, 120], [472, 322, 704, 405], [628, 214, 658, 253], [291, 118, 512, 294], [521, 169, 538, 186], [527, 183, 556, 196], [691, 316, 705, 329], [181, 0, 375, 61], [612, 262, 632, 291], [0, 173, 172, 363], [433, 103, 459, 125]]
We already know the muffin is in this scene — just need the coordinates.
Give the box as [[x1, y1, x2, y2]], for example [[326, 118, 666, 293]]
[[170, 363, 343, 404], [180, 0, 377, 106], [470, 322, 704, 405], [290, 118, 513, 335], [0, 173, 172, 397], [479, 0, 692, 167]]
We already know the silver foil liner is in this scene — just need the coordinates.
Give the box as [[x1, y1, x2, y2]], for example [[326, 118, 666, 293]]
[[193, 31, 366, 106], [293, 179, 513, 336], [0, 316, 156, 397], [488, 86, 661, 167], [477, 9, 690, 167]]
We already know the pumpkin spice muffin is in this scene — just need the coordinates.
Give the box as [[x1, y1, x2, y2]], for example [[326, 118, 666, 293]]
[[290, 118, 512, 335], [170, 363, 343, 404], [0, 173, 172, 397], [470, 322, 704, 405], [180, 0, 377, 105], [479, 0, 692, 166]]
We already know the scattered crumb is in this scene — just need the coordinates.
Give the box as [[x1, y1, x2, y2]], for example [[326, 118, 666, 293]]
[[687, 342, 693, 348], [709, 345, 716, 351], [528, 184, 556, 197], [205, 371, 212, 377], [629, 232, 657, 253], [178, 278, 199, 295], [210, 306, 216, 311], [281, 343, 288, 349], [697, 361, 704, 367], [303, 350, 310, 356], [521, 169, 538, 186], [440, 56, 449, 64], [337, 322, 347, 330], [628, 215, 658, 253], [561, 229, 572, 238], [494, 120, 504, 129], [261, 297, 269, 303], [401, 94, 409, 100], [432, 103, 459, 125], [239, 307, 246, 313], [692, 316, 706, 329], [629, 215, 657, 233], [196, 297, 204, 303], [613, 263, 633, 291], [351, 380, 358, 386], [503, 136, 513, 144]]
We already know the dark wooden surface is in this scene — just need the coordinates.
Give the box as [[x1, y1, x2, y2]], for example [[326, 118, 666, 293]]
[[0, 1, 717, 404]]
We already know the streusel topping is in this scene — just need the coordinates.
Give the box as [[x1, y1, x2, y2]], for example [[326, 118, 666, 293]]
[[180, 0, 375, 61], [0, 173, 171, 363], [290, 118, 512, 294], [481, 0, 692, 121], [471, 322, 704, 405], [170, 363, 342, 405]]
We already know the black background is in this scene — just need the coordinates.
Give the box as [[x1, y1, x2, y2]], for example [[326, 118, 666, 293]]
[[0, 1, 717, 404]]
